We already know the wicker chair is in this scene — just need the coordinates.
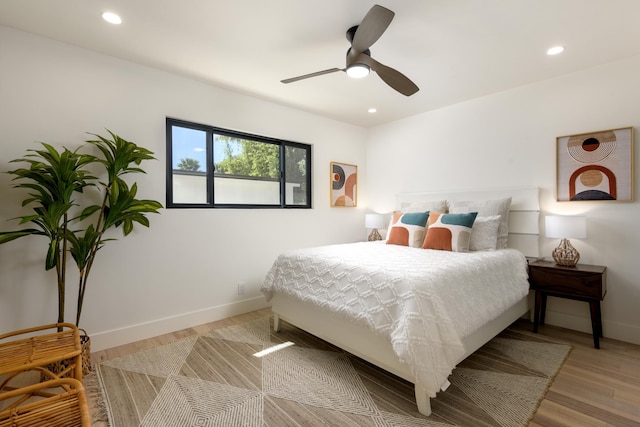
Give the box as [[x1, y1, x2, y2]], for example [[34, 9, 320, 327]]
[[0, 370, 90, 427], [0, 323, 82, 383]]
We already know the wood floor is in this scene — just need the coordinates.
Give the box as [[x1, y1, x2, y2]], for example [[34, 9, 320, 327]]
[[91, 309, 640, 426], [523, 320, 640, 427]]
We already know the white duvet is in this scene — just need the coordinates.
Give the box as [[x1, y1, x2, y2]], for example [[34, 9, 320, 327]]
[[261, 242, 529, 397]]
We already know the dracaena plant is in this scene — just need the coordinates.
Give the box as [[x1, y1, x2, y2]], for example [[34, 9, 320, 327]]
[[0, 131, 162, 327]]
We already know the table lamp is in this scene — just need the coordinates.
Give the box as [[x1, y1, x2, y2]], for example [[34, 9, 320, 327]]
[[365, 213, 384, 241], [545, 215, 586, 267]]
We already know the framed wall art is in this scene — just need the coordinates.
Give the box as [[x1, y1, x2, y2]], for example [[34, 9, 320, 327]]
[[556, 127, 634, 201], [330, 161, 357, 207]]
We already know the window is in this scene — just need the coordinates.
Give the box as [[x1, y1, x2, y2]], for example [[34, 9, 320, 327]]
[[166, 118, 311, 208]]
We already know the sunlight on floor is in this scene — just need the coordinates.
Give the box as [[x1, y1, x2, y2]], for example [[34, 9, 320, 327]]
[[253, 341, 295, 358]]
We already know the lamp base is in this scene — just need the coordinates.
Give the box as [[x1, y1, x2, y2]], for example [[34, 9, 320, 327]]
[[552, 238, 580, 267], [368, 228, 382, 241]]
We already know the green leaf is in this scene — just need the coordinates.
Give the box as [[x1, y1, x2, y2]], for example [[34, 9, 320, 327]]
[[45, 238, 59, 270], [123, 218, 133, 235], [75, 205, 101, 222], [0, 229, 41, 244], [67, 225, 102, 270], [86, 130, 156, 185]]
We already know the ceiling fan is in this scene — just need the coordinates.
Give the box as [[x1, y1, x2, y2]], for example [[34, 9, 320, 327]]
[[281, 4, 419, 96]]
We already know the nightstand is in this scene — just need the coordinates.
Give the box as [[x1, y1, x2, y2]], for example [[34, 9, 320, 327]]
[[528, 259, 607, 348]]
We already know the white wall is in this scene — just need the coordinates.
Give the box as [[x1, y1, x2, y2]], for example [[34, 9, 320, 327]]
[[0, 26, 368, 350], [367, 54, 640, 344], [3, 23, 639, 350]]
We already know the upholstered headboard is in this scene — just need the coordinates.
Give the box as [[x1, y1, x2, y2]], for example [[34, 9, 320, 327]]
[[395, 187, 540, 257]]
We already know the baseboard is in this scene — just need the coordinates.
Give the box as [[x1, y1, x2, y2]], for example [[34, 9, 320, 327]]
[[90, 300, 640, 352], [90, 296, 269, 352], [544, 309, 640, 345]]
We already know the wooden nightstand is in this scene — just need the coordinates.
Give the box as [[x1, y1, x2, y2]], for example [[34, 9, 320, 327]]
[[528, 259, 607, 348]]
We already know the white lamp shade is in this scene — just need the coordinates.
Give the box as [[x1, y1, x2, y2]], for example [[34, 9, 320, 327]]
[[365, 213, 384, 229], [545, 215, 587, 239]]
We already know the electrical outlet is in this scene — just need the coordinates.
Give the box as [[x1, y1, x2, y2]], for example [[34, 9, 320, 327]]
[[237, 282, 246, 295]]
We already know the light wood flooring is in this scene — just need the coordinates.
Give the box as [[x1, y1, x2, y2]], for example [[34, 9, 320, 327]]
[[91, 309, 640, 426], [524, 320, 640, 427]]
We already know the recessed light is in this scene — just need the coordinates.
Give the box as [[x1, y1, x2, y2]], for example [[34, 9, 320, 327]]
[[368, 108, 377, 113], [102, 12, 122, 25], [547, 46, 565, 56]]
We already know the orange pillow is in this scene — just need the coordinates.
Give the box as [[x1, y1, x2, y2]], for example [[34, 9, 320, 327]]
[[422, 212, 478, 252], [386, 211, 430, 247]]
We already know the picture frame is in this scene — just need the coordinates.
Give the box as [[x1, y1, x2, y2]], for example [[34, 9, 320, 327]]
[[330, 161, 357, 207], [556, 127, 634, 201]]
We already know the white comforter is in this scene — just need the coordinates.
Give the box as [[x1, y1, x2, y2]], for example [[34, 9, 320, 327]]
[[261, 242, 529, 397]]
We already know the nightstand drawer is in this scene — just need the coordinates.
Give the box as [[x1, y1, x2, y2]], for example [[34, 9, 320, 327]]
[[528, 262, 606, 300]]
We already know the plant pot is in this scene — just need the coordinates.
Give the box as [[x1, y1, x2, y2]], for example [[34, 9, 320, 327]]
[[41, 329, 91, 380]]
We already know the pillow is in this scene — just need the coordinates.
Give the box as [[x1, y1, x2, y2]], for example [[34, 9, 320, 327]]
[[422, 212, 478, 252], [448, 197, 512, 249], [386, 211, 430, 247], [469, 215, 501, 251], [400, 199, 447, 214]]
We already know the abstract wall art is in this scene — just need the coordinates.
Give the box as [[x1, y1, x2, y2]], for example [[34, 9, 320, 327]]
[[330, 161, 357, 207], [556, 127, 634, 201]]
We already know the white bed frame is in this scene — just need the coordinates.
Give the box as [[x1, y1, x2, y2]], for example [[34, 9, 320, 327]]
[[271, 187, 540, 416]]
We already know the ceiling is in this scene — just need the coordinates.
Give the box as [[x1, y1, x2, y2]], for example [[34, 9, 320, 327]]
[[2, 0, 640, 127]]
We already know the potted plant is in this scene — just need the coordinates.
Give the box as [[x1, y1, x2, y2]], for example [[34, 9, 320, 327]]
[[0, 131, 162, 371]]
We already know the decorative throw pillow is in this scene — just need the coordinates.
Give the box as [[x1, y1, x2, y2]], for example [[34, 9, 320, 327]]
[[386, 211, 430, 247], [470, 215, 501, 251], [422, 212, 478, 252], [448, 197, 512, 249]]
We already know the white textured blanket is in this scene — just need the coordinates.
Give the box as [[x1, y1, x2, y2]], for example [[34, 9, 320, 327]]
[[261, 242, 529, 397]]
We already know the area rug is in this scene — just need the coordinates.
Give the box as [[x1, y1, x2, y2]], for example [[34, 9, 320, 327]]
[[94, 316, 570, 426]]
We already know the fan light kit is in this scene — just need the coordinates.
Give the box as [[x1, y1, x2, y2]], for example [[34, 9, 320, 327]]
[[281, 4, 419, 96], [346, 64, 370, 79]]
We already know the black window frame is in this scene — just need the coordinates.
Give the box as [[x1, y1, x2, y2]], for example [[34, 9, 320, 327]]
[[166, 117, 312, 209]]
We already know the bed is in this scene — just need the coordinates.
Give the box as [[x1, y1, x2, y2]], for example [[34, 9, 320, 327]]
[[261, 187, 540, 416]]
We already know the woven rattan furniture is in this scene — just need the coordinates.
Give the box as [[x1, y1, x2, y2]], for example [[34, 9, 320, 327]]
[[0, 370, 90, 427], [0, 323, 82, 382]]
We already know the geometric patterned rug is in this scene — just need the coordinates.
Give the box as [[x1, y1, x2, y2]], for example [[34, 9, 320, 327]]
[[93, 315, 570, 427]]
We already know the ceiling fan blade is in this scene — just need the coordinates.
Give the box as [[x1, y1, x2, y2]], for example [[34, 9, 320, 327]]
[[281, 68, 343, 84], [351, 4, 395, 52], [355, 54, 419, 96]]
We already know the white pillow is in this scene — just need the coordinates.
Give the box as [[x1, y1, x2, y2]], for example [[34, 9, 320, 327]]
[[400, 199, 447, 214], [470, 215, 501, 251], [448, 197, 512, 249]]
